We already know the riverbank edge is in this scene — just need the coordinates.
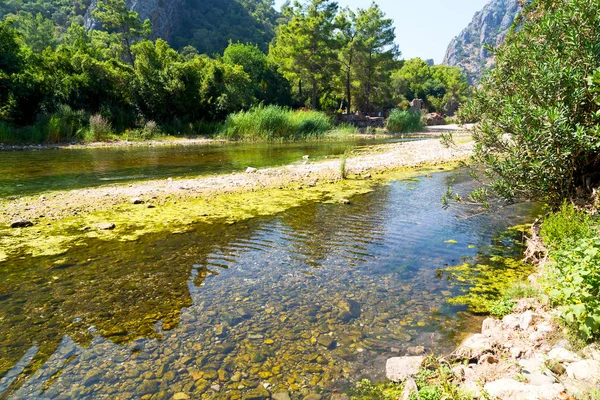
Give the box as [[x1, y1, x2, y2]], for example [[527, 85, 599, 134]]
[[0, 126, 473, 151], [0, 138, 473, 263], [374, 223, 600, 400]]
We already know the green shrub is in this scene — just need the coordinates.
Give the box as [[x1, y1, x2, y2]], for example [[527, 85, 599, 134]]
[[489, 298, 516, 318], [89, 114, 113, 141], [44, 105, 88, 143], [221, 105, 332, 140], [386, 110, 423, 133], [541, 202, 592, 250], [460, 0, 600, 206], [547, 236, 600, 340]]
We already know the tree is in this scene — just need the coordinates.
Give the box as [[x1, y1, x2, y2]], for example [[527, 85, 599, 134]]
[[9, 12, 58, 53], [92, 0, 151, 65], [269, 0, 338, 109], [0, 19, 25, 121], [460, 0, 600, 206], [352, 2, 398, 113], [335, 7, 357, 112], [391, 59, 469, 114], [223, 42, 292, 107]]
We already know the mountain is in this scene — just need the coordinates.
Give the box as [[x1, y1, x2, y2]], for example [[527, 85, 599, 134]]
[[443, 0, 521, 84], [0, 0, 280, 55]]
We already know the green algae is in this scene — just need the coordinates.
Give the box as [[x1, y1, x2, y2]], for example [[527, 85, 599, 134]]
[[0, 162, 461, 264], [442, 224, 535, 314]]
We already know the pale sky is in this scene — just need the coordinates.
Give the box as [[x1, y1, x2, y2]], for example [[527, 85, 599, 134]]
[[274, 0, 490, 64]]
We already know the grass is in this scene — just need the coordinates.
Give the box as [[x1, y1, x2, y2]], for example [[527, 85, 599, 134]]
[[350, 356, 473, 400], [386, 110, 424, 134], [1, 105, 360, 144], [220, 105, 334, 141]]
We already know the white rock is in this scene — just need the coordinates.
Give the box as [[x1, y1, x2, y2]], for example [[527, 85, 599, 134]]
[[481, 317, 498, 336], [510, 347, 522, 359], [548, 347, 582, 363], [458, 334, 494, 357], [566, 360, 600, 384], [583, 344, 600, 361], [245, 167, 258, 173], [401, 378, 418, 400], [519, 310, 535, 330], [503, 314, 520, 330], [460, 380, 482, 398], [484, 379, 564, 400], [385, 356, 424, 382], [535, 322, 554, 333]]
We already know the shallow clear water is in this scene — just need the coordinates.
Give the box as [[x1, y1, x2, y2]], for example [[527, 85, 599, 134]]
[[0, 170, 537, 399], [0, 138, 411, 198]]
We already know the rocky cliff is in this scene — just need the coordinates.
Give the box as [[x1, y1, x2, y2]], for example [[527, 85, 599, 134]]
[[84, 0, 279, 55], [84, 0, 184, 42], [443, 0, 521, 84]]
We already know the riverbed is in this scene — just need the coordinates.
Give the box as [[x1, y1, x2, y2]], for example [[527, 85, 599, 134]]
[[0, 153, 538, 400]]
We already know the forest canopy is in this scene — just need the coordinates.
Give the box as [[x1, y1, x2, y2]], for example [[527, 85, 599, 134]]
[[0, 0, 470, 143]]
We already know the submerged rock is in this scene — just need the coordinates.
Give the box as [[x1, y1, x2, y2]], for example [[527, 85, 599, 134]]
[[337, 299, 361, 319], [385, 356, 424, 382], [243, 386, 270, 399], [98, 222, 116, 230], [10, 219, 33, 228], [317, 335, 337, 350]]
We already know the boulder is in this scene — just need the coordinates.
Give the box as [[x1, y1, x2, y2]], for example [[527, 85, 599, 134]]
[[566, 360, 600, 384], [457, 334, 495, 359], [484, 379, 565, 400], [426, 113, 446, 126], [245, 167, 258, 173], [385, 356, 424, 382], [409, 99, 426, 112], [130, 197, 144, 204]]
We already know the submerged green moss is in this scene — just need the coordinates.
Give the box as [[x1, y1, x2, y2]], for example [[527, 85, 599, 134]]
[[0, 162, 461, 264], [442, 224, 534, 313]]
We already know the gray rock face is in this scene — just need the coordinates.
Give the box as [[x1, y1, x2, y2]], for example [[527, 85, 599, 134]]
[[443, 0, 522, 84], [84, 0, 185, 42]]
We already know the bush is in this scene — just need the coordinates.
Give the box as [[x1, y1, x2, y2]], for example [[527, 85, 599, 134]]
[[541, 202, 593, 249], [460, 0, 600, 207], [221, 105, 332, 140], [547, 236, 600, 340], [43, 105, 88, 143], [89, 114, 113, 141], [386, 110, 423, 133]]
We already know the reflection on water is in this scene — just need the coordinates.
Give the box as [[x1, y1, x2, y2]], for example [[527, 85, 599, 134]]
[[0, 138, 412, 198], [0, 171, 537, 399]]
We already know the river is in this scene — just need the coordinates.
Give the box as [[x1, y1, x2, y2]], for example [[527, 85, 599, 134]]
[[0, 140, 538, 399]]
